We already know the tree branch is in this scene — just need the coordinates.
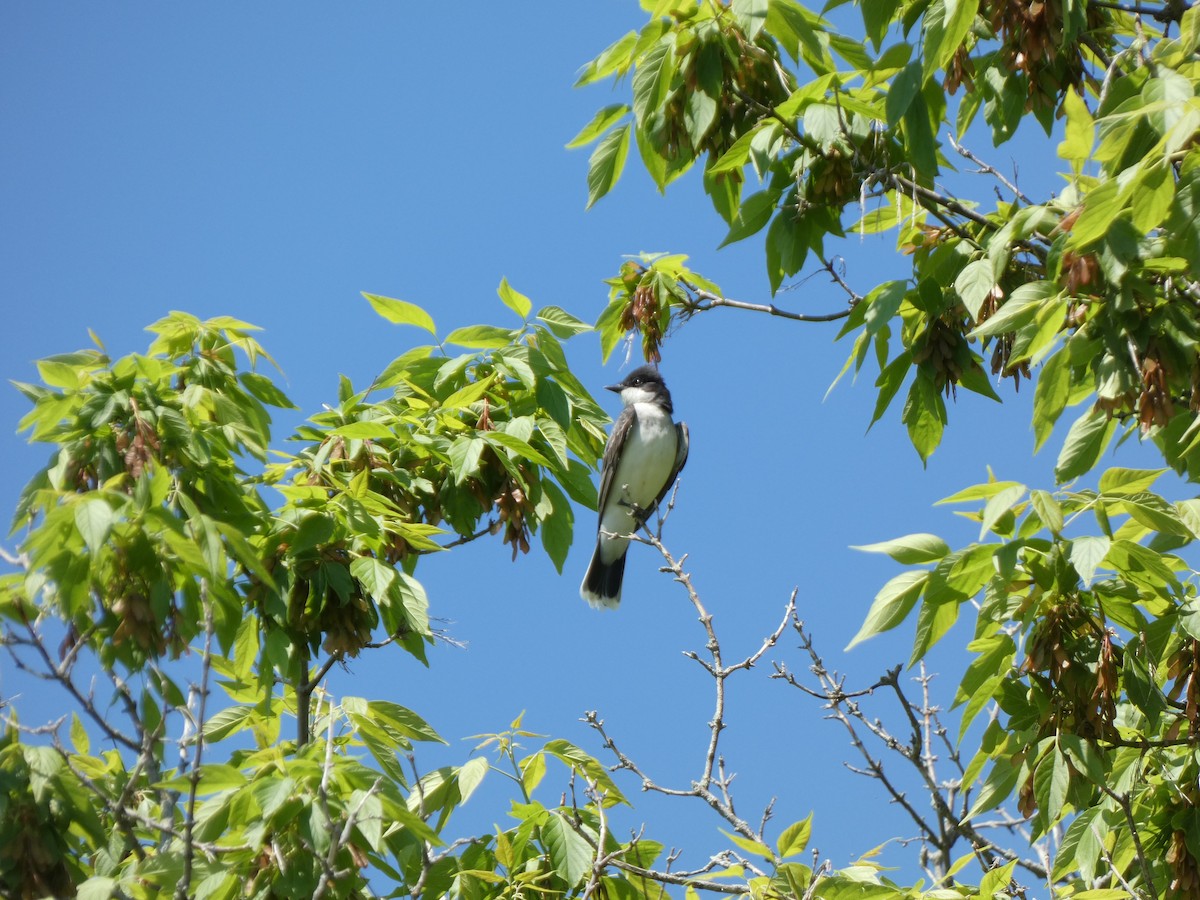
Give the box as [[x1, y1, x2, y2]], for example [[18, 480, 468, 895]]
[[681, 285, 853, 323]]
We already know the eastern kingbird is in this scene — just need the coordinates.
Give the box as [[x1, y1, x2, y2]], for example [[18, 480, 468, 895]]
[[580, 366, 689, 608]]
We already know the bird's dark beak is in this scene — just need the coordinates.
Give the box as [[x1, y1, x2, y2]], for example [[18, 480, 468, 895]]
[[605, 382, 623, 394]]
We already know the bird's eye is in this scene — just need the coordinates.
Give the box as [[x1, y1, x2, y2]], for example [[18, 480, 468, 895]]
[[632, 376, 644, 385]]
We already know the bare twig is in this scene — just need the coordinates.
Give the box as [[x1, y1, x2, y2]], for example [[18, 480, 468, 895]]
[[946, 134, 1032, 205], [773, 613, 1049, 882], [584, 514, 797, 871]]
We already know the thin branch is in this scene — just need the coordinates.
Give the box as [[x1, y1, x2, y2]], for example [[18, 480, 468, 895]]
[[816, 256, 864, 306], [1090, 0, 1188, 24], [582, 783, 611, 900], [1101, 785, 1160, 900], [8, 620, 141, 752], [773, 613, 1049, 881], [585, 519, 797, 851], [176, 581, 216, 900], [435, 519, 499, 551], [887, 170, 996, 232], [684, 287, 853, 323], [946, 134, 1032, 205], [606, 859, 749, 895]]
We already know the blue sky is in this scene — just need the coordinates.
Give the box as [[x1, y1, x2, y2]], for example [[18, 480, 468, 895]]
[[0, 2, 1169, 885]]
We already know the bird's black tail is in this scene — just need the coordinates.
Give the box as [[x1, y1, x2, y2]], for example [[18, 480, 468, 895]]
[[580, 542, 626, 609]]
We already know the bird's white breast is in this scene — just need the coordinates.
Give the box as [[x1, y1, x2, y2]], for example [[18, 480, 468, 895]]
[[610, 402, 677, 508]]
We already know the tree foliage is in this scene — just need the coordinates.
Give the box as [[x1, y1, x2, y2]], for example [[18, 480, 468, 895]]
[[578, 0, 1200, 472], [4, 1, 1200, 899]]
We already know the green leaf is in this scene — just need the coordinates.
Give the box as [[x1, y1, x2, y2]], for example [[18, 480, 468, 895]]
[[497, 278, 532, 319], [1055, 408, 1116, 483], [968, 292, 1045, 339], [719, 190, 777, 248], [543, 812, 594, 887], [554, 458, 598, 511], [1032, 348, 1071, 452], [575, 30, 637, 87], [350, 556, 396, 599], [539, 480, 573, 574], [239, 371, 297, 409], [74, 498, 114, 554], [963, 757, 1021, 822], [863, 281, 907, 337], [954, 259, 996, 322], [902, 370, 946, 463], [864, 347, 909, 425], [1059, 88, 1095, 171], [483, 431, 551, 466], [932, 0, 979, 76], [586, 124, 631, 208], [536, 306, 593, 338], [732, 0, 768, 38], [910, 591, 961, 664], [362, 293, 437, 334], [457, 756, 489, 804], [709, 124, 765, 175], [369, 699, 444, 743], [441, 376, 495, 411], [1029, 489, 1064, 536], [331, 420, 394, 439], [721, 829, 773, 861], [846, 570, 928, 649], [77, 878, 118, 900], [203, 705, 256, 741], [1033, 746, 1069, 824], [1097, 467, 1168, 496], [979, 860, 1017, 899], [449, 436, 485, 485], [902, 91, 938, 179], [1054, 808, 1104, 882], [852, 533, 950, 564], [444, 325, 514, 349], [70, 712, 90, 755], [1119, 491, 1191, 537], [776, 814, 813, 858], [520, 752, 546, 796], [1067, 178, 1122, 249], [862, 0, 901, 49], [536, 379, 572, 431], [544, 739, 627, 806], [566, 103, 631, 149], [632, 34, 677, 122], [980, 483, 1026, 538], [886, 61, 922, 127]]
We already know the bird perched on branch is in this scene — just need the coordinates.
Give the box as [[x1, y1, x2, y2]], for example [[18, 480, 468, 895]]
[[580, 366, 689, 608]]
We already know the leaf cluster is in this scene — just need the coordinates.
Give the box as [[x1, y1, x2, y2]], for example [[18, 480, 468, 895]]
[[0, 290, 614, 898], [574, 0, 1200, 469], [854, 466, 1200, 895]]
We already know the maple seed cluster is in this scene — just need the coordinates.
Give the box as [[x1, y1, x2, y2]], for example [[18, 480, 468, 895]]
[[984, 0, 1110, 113], [618, 263, 666, 364], [1022, 599, 1119, 741], [495, 479, 533, 560], [286, 546, 377, 658], [912, 318, 968, 396], [1163, 637, 1200, 894], [659, 23, 791, 164]]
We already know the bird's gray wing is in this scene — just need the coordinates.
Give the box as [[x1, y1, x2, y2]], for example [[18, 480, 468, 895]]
[[596, 406, 636, 523], [651, 420, 690, 511]]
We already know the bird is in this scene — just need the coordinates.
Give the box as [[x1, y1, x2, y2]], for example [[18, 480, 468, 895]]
[[580, 365, 689, 608]]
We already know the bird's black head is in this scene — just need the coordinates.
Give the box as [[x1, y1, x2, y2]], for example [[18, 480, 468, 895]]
[[605, 366, 673, 413]]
